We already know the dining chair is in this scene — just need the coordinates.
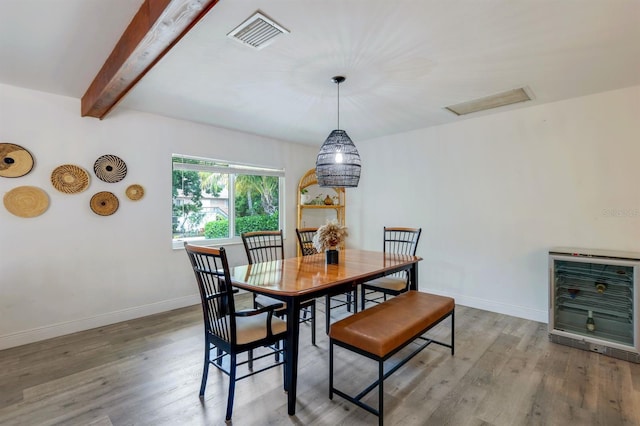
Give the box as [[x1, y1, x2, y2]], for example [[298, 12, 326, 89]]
[[296, 227, 318, 256], [360, 227, 422, 309], [242, 230, 316, 345], [184, 243, 287, 421], [295, 227, 357, 334]]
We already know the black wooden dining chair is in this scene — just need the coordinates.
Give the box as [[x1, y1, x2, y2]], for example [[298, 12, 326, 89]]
[[242, 230, 316, 345], [360, 227, 422, 309], [184, 243, 287, 421], [295, 227, 357, 334], [296, 227, 318, 256]]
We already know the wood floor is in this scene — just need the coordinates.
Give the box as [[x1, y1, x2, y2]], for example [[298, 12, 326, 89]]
[[1, 294, 639, 426]]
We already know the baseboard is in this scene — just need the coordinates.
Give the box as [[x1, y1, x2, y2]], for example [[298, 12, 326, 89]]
[[419, 288, 548, 323], [0, 294, 200, 351]]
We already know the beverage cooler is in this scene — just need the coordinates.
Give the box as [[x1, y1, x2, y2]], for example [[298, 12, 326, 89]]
[[548, 247, 640, 363]]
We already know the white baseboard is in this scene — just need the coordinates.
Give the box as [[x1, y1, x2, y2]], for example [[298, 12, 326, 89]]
[[419, 288, 548, 323], [0, 294, 200, 351]]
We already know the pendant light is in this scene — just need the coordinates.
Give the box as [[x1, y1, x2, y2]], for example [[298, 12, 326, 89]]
[[315, 76, 361, 188]]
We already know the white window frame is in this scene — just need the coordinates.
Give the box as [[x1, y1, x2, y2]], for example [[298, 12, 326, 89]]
[[172, 154, 285, 249]]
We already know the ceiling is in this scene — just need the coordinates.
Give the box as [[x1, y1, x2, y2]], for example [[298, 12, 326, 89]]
[[1, 0, 639, 146]]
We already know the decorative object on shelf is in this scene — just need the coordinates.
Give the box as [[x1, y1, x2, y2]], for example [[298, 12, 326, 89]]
[[94, 154, 127, 183], [125, 184, 144, 201], [0, 143, 34, 178], [315, 76, 361, 188], [300, 187, 309, 205], [586, 310, 596, 332], [90, 191, 119, 216], [567, 288, 580, 299], [3, 185, 49, 218], [51, 164, 90, 194], [313, 219, 348, 264], [324, 194, 334, 205]]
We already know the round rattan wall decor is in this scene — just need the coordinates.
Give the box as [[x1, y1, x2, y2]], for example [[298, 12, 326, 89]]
[[90, 191, 119, 216], [94, 154, 127, 183], [0, 143, 35, 178], [51, 164, 90, 194], [3, 186, 49, 218], [125, 184, 144, 201]]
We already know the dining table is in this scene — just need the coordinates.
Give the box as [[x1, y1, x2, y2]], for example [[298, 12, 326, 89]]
[[229, 248, 422, 415]]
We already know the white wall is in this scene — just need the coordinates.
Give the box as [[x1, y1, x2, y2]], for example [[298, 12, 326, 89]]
[[3, 83, 639, 350], [0, 83, 318, 349], [348, 85, 640, 322]]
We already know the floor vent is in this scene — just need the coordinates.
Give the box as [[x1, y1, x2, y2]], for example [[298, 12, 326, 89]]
[[227, 11, 289, 50], [445, 88, 532, 116]]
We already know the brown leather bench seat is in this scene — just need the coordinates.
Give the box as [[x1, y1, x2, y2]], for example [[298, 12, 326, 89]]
[[329, 290, 455, 425]]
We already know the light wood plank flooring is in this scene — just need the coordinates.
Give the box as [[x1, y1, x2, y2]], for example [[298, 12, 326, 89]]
[[1, 295, 639, 426]]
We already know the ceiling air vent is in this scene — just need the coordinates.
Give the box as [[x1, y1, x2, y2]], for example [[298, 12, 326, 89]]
[[227, 11, 289, 50], [445, 88, 532, 116]]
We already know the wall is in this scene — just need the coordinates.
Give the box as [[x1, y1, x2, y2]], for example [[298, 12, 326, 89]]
[[0, 83, 318, 349], [348, 85, 640, 322]]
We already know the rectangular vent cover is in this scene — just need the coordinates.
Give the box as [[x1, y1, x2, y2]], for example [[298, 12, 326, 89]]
[[227, 11, 289, 50], [445, 88, 532, 116]]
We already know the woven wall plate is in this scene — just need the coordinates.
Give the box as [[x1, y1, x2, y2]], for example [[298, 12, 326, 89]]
[[3, 186, 49, 218], [94, 154, 127, 183], [90, 191, 119, 216], [0, 143, 35, 178], [125, 184, 144, 201], [51, 164, 90, 194]]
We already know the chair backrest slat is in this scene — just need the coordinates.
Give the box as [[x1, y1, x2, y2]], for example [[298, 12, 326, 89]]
[[296, 227, 318, 256], [383, 227, 422, 280], [242, 230, 285, 264], [184, 243, 235, 343]]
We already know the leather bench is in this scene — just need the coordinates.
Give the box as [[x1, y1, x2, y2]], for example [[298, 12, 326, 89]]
[[329, 290, 455, 425]]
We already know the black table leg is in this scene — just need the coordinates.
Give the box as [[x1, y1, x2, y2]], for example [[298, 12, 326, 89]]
[[409, 262, 419, 290], [285, 297, 301, 415]]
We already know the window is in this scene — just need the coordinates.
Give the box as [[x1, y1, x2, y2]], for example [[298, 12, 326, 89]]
[[172, 154, 284, 248]]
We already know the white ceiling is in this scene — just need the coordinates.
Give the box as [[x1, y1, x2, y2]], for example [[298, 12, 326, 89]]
[[1, 0, 639, 146]]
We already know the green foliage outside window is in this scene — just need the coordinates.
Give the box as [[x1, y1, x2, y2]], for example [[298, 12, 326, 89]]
[[204, 213, 279, 239]]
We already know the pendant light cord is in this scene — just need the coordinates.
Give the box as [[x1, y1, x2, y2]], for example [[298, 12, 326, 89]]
[[337, 81, 340, 130]]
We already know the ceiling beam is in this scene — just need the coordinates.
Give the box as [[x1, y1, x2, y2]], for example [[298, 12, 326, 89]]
[[81, 0, 220, 119]]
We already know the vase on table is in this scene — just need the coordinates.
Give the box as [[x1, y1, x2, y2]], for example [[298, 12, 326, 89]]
[[326, 248, 339, 264]]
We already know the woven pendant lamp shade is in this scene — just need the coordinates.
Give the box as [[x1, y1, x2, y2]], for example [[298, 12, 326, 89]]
[[315, 130, 361, 187], [315, 76, 361, 188]]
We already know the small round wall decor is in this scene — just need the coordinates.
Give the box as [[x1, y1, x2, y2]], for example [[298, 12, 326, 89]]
[[51, 164, 90, 194], [125, 184, 144, 201], [0, 143, 35, 178], [94, 154, 127, 183], [3, 186, 49, 218], [90, 191, 119, 216]]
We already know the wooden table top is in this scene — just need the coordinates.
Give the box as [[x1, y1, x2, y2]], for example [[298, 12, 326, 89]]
[[230, 248, 422, 297]]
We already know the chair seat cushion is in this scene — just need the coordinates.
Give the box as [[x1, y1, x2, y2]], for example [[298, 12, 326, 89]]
[[364, 276, 407, 292], [255, 294, 315, 310], [255, 294, 286, 310], [216, 313, 287, 345]]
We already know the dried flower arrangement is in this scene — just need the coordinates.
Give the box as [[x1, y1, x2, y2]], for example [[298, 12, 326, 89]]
[[312, 220, 349, 252]]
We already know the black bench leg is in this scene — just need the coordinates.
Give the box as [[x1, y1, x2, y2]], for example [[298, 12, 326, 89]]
[[451, 309, 455, 356], [378, 359, 384, 426]]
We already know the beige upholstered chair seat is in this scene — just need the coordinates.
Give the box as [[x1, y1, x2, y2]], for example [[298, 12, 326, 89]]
[[215, 313, 287, 345], [364, 276, 407, 292], [254, 294, 286, 311]]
